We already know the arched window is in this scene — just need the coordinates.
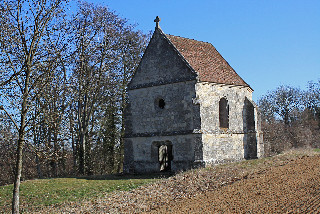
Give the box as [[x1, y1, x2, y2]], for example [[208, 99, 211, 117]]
[[219, 98, 229, 129], [245, 98, 255, 131]]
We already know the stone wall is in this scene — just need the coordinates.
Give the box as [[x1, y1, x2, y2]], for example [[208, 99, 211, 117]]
[[124, 81, 201, 173], [123, 28, 201, 173], [202, 133, 245, 164], [124, 134, 203, 173], [195, 82, 263, 164], [254, 106, 265, 158], [125, 81, 200, 137], [195, 82, 253, 134]]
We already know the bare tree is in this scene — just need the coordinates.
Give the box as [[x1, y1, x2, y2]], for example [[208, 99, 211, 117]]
[[0, 0, 68, 212], [69, 2, 122, 175], [258, 83, 320, 156], [68, 2, 147, 175], [304, 80, 320, 127], [258, 85, 302, 125], [31, 67, 70, 178]]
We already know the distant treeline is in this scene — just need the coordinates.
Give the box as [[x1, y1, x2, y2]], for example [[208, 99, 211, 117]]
[[258, 81, 320, 156]]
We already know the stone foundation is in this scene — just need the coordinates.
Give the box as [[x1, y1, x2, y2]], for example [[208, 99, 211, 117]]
[[123, 134, 202, 173]]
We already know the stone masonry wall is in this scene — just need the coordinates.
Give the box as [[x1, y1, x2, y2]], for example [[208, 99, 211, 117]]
[[254, 105, 265, 158], [124, 81, 201, 173], [124, 134, 203, 173], [195, 82, 263, 164], [126, 81, 200, 136], [124, 28, 201, 173]]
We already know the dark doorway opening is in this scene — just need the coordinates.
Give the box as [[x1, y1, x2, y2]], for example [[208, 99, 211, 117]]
[[243, 98, 257, 160], [158, 144, 173, 171]]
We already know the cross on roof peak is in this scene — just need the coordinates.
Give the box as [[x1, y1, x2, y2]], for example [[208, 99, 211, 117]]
[[154, 16, 161, 29]]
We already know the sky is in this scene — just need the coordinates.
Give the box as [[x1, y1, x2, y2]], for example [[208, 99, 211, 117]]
[[83, 0, 320, 101]]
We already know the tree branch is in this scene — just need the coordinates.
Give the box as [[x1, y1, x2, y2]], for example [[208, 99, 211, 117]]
[[0, 105, 19, 131]]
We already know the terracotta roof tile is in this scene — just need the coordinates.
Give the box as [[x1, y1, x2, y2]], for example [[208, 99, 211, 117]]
[[166, 34, 249, 87]]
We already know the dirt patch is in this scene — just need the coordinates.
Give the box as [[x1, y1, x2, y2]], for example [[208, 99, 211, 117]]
[[154, 155, 320, 213], [38, 149, 320, 213]]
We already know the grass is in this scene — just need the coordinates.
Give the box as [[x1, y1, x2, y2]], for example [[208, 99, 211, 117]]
[[0, 174, 162, 212], [313, 148, 320, 152], [235, 157, 269, 169]]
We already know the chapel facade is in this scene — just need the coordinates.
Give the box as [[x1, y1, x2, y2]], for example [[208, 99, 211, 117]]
[[123, 17, 264, 173]]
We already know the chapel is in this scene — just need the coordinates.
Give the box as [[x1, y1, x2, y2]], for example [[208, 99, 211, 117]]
[[123, 17, 264, 173]]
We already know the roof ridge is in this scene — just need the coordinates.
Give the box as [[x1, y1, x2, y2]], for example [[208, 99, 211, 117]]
[[166, 34, 215, 47]]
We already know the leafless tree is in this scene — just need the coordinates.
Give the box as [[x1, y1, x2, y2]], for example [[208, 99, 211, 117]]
[[258, 85, 302, 125], [0, 2, 149, 209], [68, 2, 122, 175], [0, 0, 68, 212], [258, 83, 320, 156], [304, 80, 320, 127], [31, 66, 70, 178], [69, 2, 147, 175]]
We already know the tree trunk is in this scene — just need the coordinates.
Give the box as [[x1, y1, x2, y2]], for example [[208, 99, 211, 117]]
[[35, 155, 43, 179], [12, 71, 29, 213], [78, 130, 86, 175], [118, 65, 128, 173], [78, 92, 90, 175], [53, 126, 58, 177], [69, 106, 77, 174], [12, 136, 24, 214], [85, 131, 92, 175]]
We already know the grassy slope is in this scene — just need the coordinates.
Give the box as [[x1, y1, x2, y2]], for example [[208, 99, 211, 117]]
[[0, 175, 162, 213]]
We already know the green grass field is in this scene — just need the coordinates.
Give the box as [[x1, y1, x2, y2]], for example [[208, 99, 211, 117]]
[[0, 174, 162, 212]]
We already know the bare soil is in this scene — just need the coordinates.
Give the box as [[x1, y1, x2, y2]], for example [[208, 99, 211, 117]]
[[40, 149, 320, 213], [154, 154, 320, 213]]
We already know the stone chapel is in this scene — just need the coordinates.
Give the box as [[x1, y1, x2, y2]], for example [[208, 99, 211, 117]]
[[123, 17, 264, 173]]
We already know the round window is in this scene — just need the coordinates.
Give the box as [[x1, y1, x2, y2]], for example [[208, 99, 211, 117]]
[[158, 99, 165, 109]]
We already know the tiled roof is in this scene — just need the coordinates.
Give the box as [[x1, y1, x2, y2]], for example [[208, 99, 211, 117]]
[[166, 34, 250, 87]]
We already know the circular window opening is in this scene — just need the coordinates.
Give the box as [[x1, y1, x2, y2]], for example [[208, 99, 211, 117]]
[[158, 99, 165, 109]]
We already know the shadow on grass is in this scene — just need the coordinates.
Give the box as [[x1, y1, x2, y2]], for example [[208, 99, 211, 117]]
[[0, 172, 175, 187], [71, 171, 175, 181]]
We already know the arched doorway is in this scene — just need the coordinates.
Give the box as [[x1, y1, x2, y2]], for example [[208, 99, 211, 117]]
[[158, 144, 173, 171], [244, 98, 257, 159]]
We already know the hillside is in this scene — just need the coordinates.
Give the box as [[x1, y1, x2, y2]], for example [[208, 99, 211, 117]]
[[40, 149, 320, 213], [1, 149, 320, 213]]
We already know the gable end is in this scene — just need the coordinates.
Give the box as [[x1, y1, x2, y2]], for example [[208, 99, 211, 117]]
[[127, 28, 198, 90]]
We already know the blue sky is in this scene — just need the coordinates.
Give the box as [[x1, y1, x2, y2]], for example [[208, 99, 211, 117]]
[[83, 0, 320, 101]]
